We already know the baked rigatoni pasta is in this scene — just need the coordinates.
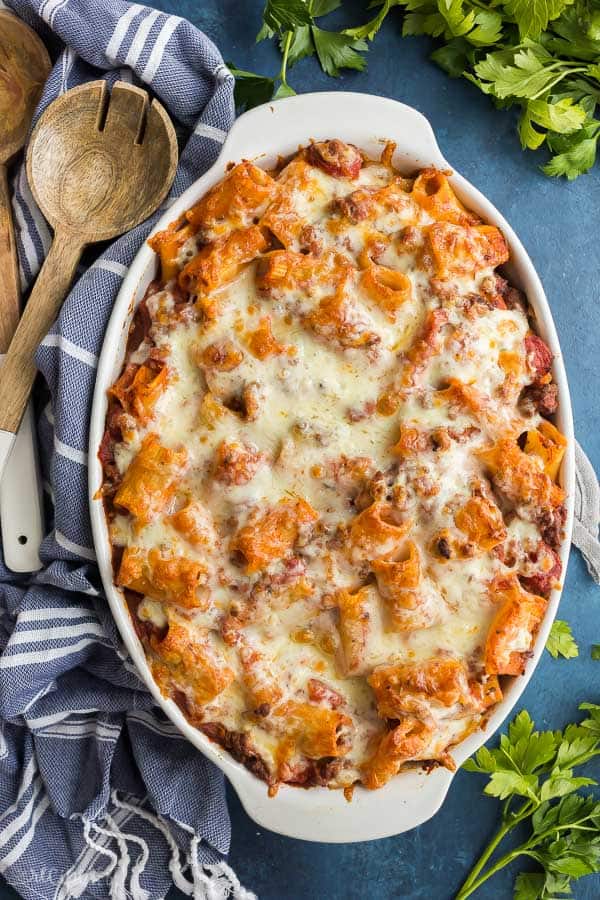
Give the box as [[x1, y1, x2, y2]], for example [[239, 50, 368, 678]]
[[100, 140, 567, 794]]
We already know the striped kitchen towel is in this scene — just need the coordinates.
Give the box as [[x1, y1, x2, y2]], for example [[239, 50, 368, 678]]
[[0, 1, 255, 898]]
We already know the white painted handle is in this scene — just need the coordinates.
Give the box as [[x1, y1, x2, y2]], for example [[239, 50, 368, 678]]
[[220, 92, 447, 174], [0, 401, 43, 572]]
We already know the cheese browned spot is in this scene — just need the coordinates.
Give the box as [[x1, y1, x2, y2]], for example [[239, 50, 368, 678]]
[[100, 142, 566, 793]]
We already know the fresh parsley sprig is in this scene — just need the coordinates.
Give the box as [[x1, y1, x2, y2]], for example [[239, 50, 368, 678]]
[[394, 0, 600, 179], [457, 704, 600, 899], [232, 0, 600, 178], [229, 0, 397, 109], [546, 619, 579, 659]]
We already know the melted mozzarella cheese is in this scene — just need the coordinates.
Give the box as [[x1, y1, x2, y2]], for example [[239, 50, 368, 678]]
[[105, 144, 561, 792]]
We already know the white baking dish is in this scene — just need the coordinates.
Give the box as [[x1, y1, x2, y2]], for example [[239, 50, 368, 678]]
[[88, 92, 575, 843]]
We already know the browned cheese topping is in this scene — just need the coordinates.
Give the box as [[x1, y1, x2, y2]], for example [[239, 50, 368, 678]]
[[100, 140, 567, 793]]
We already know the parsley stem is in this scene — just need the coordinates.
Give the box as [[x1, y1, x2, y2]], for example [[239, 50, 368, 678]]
[[455, 822, 513, 897], [529, 66, 589, 100], [456, 800, 534, 898], [278, 29, 292, 88], [456, 846, 524, 899], [457, 813, 600, 900], [457, 805, 600, 899]]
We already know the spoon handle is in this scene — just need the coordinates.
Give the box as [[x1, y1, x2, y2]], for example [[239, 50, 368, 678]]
[[0, 229, 84, 435], [0, 164, 21, 354], [0, 163, 45, 572]]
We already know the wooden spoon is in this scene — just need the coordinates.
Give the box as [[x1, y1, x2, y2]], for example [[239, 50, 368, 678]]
[[0, 79, 178, 475], [0, 10, 50, 571], [0, 10, 51, 349]]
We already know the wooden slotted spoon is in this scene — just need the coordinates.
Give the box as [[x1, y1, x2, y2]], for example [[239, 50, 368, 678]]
[[0, 10, 51, 571], [0, 10, 51, 346], [0, 79, 178, 478]]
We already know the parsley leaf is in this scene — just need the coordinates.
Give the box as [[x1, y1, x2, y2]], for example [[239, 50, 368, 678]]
[[311, 0, 342, 15], [312, 26, 368, 76], [579, 702, 600, 737], [228, 65, 275, 110], [430, 38, 473, 77], [539, 774, 595, 801], [261, 0, 312, 35], [485, 770, 538, 801], [504, 0, 575, 40], [437, 0, 477, 38], [462, 745, 498, 775], [548, 5, 600, 60], [281, 25, 315, 66], [543, 124, 600, 178], [513, 872, 546, 900], [553, 725, 599, 768], [468, 11, 503, 47], [545, 619, 579, 659], [519, 105, 547, 149], [529, 96, 586, 131], [402, 12, 442, 38], [504, 711, 557, 772], [471, 44, 563, 101], [344, 0, 400, 41], [273, 81, 297, 99]]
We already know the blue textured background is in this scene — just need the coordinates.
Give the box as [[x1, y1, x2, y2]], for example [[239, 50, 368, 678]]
[[3, 2, 600, 898]]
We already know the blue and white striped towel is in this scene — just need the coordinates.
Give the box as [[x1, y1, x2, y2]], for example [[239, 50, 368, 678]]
[[0, 1, 255, 898]]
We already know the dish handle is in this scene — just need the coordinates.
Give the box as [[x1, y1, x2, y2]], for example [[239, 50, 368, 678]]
[[220, 91, 448, 172], [226, 762, 456, 843]]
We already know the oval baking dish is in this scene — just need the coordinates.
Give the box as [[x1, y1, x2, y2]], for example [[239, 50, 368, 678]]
[[89, 92, 575, 843]]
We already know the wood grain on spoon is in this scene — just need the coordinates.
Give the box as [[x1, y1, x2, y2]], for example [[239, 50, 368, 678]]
[[0, 79, 178, 436], [0, 10, 51, 352]]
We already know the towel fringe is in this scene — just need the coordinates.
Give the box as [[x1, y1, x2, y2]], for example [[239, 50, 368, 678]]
[[111, 792, 195, 896], [57, 815, 118, 898], [110, 791, 255, 899], [104, 813, 151, 900], [91, 814, 142, 900], [177, 819, 257, 900]]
